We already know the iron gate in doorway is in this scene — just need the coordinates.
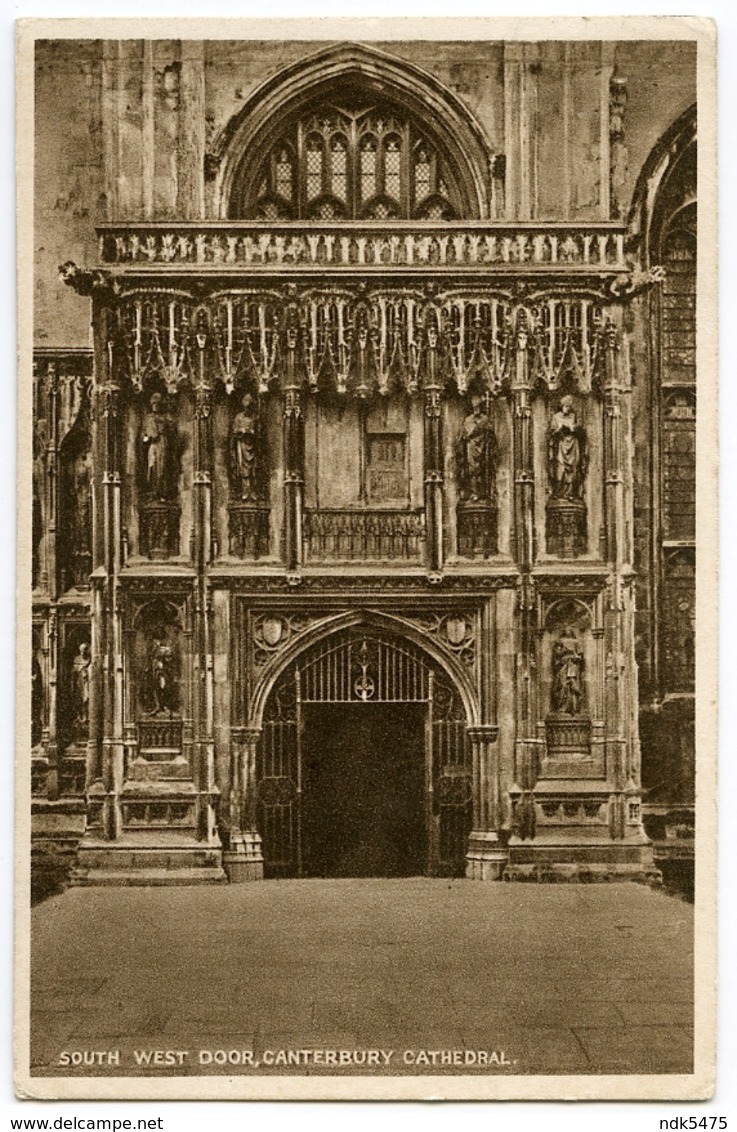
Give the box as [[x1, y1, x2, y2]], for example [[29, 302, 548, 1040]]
[[257, 629, 472, 877]]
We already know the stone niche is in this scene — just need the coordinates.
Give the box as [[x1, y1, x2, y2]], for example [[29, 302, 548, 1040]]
[[539, 596, 600, 779]]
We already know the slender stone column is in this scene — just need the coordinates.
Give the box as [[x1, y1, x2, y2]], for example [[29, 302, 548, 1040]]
[[223, 726, 264, 882], [97, 307, 124, 841], [193, 341, 218, 842], [601, 313, 650, 851], [422, 326, 444, 576], [510, 311, 542, 829], [466, 724, 506, 880], [282, 306, 305, 575]]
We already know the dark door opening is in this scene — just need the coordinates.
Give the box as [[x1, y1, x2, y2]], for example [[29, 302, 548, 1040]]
[[302, 703, 426, 877]]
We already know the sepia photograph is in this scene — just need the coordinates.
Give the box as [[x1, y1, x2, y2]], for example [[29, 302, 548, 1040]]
[[15, 16, 717, 1101]]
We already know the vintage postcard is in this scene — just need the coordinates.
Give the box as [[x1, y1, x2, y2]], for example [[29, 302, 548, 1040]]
[[15, 16, 717, 1101]]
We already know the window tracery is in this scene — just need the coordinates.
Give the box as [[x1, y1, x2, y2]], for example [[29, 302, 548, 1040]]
[[242, 100, 461, 221]]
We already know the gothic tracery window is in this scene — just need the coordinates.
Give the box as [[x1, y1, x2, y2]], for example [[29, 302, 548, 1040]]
[[240, 100, 461, 221]]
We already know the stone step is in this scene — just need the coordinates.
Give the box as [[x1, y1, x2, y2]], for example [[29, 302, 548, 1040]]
[[70, 866, 228, 886], [70, 837, 228, 885], [75, 846, 223, 871]]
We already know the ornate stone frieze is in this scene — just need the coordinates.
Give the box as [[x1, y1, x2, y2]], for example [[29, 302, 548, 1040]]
[[98, 223, 627, 272], [217, 572, 519, 594]]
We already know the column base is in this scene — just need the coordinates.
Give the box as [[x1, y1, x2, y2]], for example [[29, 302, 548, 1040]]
[[465, 831, 508, 881], [223, 832, 264, 883]]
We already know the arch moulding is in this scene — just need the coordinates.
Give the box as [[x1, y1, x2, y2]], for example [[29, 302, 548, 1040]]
[[247, 608, 481, 730], [627, 103, 696, 268], [213, 42, 492, 220]]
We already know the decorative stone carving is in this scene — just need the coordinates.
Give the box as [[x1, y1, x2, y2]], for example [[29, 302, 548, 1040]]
[[546, 395, 588, 557], [251, 612, 315, 668], [401, 610, 477, 670], [99, 224, 627, 271], [114, 288, 613, 402], [229, 506, 270, 560]]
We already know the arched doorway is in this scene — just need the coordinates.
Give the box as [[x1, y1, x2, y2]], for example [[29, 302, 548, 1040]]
[[256, 628, 472, 878]]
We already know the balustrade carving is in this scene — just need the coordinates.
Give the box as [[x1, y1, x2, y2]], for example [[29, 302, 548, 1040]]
[[229, 505, 271, 560], [304, 509, 424, 561]]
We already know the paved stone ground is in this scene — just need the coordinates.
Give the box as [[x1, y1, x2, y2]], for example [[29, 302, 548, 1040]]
[[29, 879, 693, 1078]]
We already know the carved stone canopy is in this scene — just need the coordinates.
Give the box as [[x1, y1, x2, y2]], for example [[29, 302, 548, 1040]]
[[90, 284, 617, 401]]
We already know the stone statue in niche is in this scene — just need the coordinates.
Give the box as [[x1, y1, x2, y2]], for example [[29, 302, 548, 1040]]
[[32, 421, 45, 589], [31, 653, 43, 748], [71, 641, 91, 738], [229, 392, 262, 503], [551, 629, 586, 716], [141, 392, 179, 503], [70, 448, 92, 585], [456, 394, 498, 558], [32, 480, 42, 588], [146, 630, 179, 717], [457, 394, 497, 503], [547, 395, 587, 501], [546, 395, 589, 557]]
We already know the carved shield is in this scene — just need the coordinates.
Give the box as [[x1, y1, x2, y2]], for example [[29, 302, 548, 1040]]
[[261, 617, 284, 647], [445, 616, 468, 646]]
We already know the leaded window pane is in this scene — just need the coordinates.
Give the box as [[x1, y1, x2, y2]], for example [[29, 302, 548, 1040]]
[[276, 150, 292, 199], [330, 136, 348, 202], [306, 137, 323, 201], [415, 149, 431, 203], [384, 138, 401, 201], [360, 139, 377, 201]]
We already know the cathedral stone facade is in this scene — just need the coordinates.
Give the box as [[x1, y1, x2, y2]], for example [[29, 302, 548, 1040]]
[[31, 37, 697, 885]]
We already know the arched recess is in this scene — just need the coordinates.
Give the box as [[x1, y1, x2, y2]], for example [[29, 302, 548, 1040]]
[[627, 104, 696, 269], [630, 106, 696, 825], [249, 610, 481, 878], [213, 42, 492, 220]]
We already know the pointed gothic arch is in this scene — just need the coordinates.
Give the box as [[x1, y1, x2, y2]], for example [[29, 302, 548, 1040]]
[[213, 42, 492, 220], [248, 607, 480, 729], [250, 610, 479, 877], [627, 103, 696, 268]]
